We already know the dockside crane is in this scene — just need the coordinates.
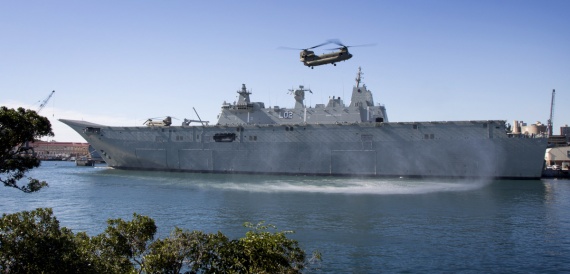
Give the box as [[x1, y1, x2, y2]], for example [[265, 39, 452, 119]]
[[23, 90, 55, 154], [37, 90, 55, 113], [547, 89, 555, 137]]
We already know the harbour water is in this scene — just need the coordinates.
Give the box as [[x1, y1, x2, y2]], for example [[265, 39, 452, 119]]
[[2, 161, 570, 273]]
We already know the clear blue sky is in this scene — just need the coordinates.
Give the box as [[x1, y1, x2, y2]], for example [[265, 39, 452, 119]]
[[1, 1, 569, 142]]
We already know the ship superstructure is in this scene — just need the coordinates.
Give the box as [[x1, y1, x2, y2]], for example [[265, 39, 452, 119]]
[[60, 67, 547, 179], [217, 67, 387, 126]]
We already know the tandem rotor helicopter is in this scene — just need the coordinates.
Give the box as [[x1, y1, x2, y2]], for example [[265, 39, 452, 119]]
[[280, 39, 375, 69]]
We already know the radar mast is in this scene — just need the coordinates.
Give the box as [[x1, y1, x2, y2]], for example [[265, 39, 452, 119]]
[[355, 67, 363, 90], [237, 84, 252, 105]]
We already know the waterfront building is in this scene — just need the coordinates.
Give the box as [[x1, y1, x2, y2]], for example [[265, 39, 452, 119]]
[[545, 146, 570, 170], [31, 141, 89, 160]]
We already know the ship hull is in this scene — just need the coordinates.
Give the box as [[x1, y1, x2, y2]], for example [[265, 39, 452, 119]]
[[60, 119, 547, 179]]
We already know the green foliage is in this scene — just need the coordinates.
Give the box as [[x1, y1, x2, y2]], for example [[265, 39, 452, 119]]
[[143, 221, 313, 274], [0, 106, 53, 192], [102, 213, 157, 272], [0, 209, 320, 273], [144, 228, 230, 273], [0, 208, 94, 273], [80, 213, 157, 274], [235, 221, 307, 273]]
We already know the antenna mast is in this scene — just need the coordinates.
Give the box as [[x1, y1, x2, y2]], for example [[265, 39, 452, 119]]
[[547, 89, 555, 137], [355, 66, 362, 90]]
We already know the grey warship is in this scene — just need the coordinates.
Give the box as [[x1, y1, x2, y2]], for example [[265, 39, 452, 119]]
[[60, 67, 547, 179]]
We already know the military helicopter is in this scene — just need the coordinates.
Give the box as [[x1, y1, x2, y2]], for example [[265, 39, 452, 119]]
[[281, 39, 375, 69]]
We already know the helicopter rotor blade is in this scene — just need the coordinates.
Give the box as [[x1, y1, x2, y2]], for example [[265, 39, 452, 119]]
[[348, 43, 377, 48], [307, 41, 330, 50], [144, 116, 178, 120], [279, 41, 336, 51], [278, 41, 330, 51], [327, 39, 345, 47], [325, 43, 377, 51], [278, 46, 304, 50]]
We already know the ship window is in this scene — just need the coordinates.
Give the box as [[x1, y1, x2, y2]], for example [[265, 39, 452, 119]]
[[567, 150, 570, 157], [375, 118, 383, 122], [430, 134, 434, 139], [254, 136, 257, 141], [483, 123, 488, 128], [424, 134, 429, 139], [413, 124, 418, 129]]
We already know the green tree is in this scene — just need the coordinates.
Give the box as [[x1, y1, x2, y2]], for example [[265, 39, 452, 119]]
[[0, 208, 95, 273], [143, 222, 316, 274], [232, 222, 307, 273], [1, 209, 320, 273], [0, 106, 53, 192], [144, 228, 230, 273], [85, 213, 158, 274]]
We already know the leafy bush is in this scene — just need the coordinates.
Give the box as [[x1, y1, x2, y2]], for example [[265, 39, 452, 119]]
[[0, 209, 320, 274]]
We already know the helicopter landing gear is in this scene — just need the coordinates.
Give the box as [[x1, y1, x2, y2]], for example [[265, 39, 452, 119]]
[[311, 67, 314, 69], [333, 63, 336, 66]]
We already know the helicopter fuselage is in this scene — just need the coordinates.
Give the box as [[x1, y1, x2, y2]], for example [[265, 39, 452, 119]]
[[300, 48, 353, 67]]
